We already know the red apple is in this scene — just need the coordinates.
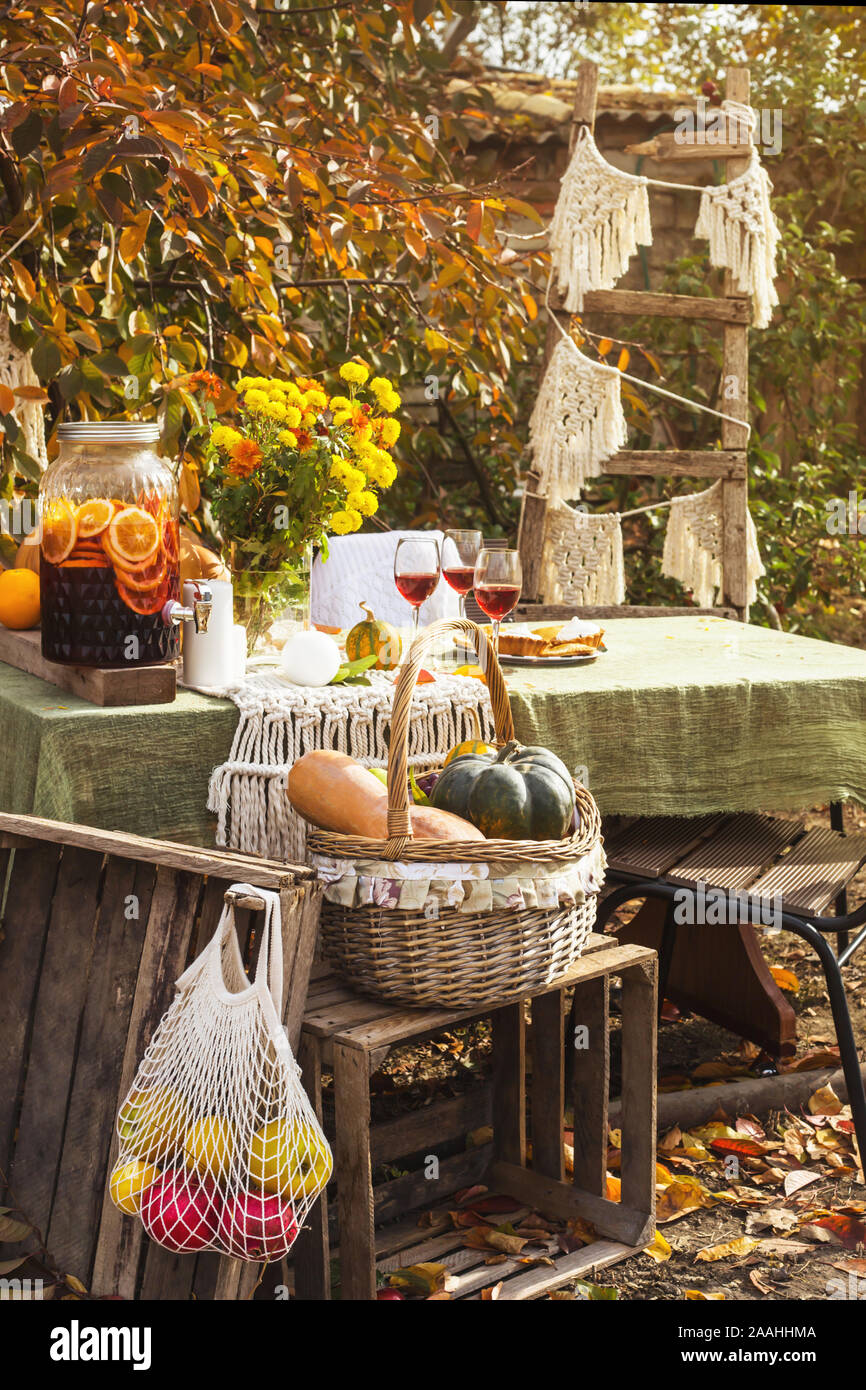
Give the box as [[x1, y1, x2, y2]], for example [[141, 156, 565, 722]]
[[377, 1288, 404, 1300], [219, 1187, 299, 1260], [140, 1172, 218, 1252]]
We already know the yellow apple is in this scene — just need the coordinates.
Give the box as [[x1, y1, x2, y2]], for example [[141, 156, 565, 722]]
[[118, 1086, 189, 1162], [110, 1159, 161, 1215], [183, 1115, 235, 1182], [249, 1118, 332, 1199]]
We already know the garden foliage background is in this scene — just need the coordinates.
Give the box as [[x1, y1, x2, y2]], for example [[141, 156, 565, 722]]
[[0, 1, 863, 639]]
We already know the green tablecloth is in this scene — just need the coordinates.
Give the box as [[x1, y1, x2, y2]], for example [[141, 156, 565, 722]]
[[505, 615, 866, 815], [2, 615, 866, 841]]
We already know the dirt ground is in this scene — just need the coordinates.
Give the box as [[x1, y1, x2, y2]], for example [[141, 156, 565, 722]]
[[362, 800, 866, 1302]]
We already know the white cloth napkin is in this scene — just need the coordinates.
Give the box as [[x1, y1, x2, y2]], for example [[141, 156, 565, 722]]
[[310, 531, 459, 629]]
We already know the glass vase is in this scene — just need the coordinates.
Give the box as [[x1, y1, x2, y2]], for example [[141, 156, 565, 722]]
[[230, 543, 311, 661]]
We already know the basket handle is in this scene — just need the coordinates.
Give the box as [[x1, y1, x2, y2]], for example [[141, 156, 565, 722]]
[[385, 618, 515, 855]]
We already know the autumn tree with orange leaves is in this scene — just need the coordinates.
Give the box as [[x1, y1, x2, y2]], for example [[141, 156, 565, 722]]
[[0, 0, 545, 544]]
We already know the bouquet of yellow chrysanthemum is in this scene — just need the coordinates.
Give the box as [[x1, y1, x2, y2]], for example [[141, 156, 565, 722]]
[[198, 361, 401, 567], [193, 362, 401, 652]]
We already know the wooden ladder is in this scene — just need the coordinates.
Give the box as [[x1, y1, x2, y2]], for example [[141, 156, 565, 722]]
[[517, 60, 753, 620]]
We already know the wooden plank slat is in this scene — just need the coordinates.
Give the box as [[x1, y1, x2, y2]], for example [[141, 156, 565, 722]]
[[626, 133, 750, 161], [0, 811, 312, 882], [371, 1086, 492, 1165], [90, 867, 205, 1300], [292, 1034, 331, 1301], [334, 1041, 376, 1300], [582, 289, 751, 323], [492, 1004, 526, 1167], [666, 813, 803, 891], [604, 449, 747, 479], [605, 814, 728, 878], [0, 625, 176, 706], [0, 844, 62, 1186], [493, 1240, 639, 1300], [281, 881, 322, 1052], [47, 856, 158, 1284], [372, 1144, 494, 1228], [619, 959, 657, 1224], [749, 828, 866, 917], [8, 847, 104, 1246], [490, 1160, 653, 1248], [531, 990, 566, 1181], [570, 974, 609, 1197]]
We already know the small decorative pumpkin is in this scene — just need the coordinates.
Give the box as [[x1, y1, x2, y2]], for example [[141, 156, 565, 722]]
[[345, 600, 402, 671], [430, 739, 576, 841], [443, 708, 497, 767]]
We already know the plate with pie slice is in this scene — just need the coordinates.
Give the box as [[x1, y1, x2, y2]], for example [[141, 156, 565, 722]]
[[498, 647, 601, 668]]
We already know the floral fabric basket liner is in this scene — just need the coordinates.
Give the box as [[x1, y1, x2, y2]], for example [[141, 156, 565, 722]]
[[311, 840, 606, 919]]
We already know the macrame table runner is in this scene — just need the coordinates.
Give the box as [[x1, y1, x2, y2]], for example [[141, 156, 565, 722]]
[[206, 670, 495, 861]]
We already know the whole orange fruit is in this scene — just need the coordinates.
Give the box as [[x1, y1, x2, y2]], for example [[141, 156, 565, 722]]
[[0, 568, 41, 630]]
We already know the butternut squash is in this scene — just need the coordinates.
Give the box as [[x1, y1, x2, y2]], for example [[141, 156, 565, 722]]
[[287, 750, 485, 841]]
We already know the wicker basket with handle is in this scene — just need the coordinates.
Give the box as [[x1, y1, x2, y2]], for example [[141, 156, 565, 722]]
[[305, 618, 603, 1007]]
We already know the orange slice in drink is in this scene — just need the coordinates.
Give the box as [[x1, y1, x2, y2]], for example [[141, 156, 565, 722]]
[[42, 499, 78, 564], [115, 577, 170, 616], [114, 554, 168, 592], [77, 498, 114, 538], [105, 506, 161, 567]]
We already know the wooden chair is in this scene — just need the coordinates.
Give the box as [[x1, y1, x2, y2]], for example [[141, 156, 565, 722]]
[[0, 811, 321, 1301]]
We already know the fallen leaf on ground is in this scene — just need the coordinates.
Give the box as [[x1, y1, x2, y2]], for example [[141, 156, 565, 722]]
[[574, 1279, 618, 1300], [770, 965, 800, 992], [656, 1177, 717, 1223], [805, 1212, 866, 1249], [750, 1269, 775, 1294], [832, 1257, 866, 1276], [695, 1236, 761, 1262], [745, 1207, 800, 1234], [783, 1048, 840, 1072], [643, 1229, 672, 1263], [480, 1282, 501, 1300], [388, 1262, 454, 1295], [784, 1170, 822, 1198], [685, 1290, 725, 1300], [809, 1084, 843, 1115]]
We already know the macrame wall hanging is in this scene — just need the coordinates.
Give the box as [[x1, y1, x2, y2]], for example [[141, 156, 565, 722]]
[[538, 501, 625, 607], [546, 102, 780, 331], [694, 148, 780, 330], [549, 126, 652, 312], [0, 315, 47, 469], [528, 336, 627, 502], [661, 479, 766, 608]]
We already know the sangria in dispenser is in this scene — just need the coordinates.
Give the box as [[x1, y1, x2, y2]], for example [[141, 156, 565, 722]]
[[40, 422, 182, 667]]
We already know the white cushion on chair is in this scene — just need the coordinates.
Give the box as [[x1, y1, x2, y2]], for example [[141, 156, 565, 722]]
[[310, 531, 459, 629]]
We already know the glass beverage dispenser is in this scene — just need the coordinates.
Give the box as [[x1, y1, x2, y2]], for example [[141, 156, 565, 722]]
[[39, 421, 183, 668]]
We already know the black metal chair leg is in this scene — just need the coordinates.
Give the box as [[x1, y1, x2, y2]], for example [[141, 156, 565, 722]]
[[780, 912, 866, 1165], [830, 802, 849, 955]]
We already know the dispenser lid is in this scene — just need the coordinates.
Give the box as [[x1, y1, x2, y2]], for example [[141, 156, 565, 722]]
[[57, 422, 160, 443]]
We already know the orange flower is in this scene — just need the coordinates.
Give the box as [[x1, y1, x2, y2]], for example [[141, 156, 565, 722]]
[[228, 438, 263, 477], [294, 429, 315, 453], [350, 406, 372, 441], [189, 370, 223, 401]]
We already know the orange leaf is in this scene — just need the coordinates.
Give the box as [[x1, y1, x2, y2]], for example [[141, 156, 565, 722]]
[[616, 347, 630, 371], [521, 292, 538, 321], [0, 384, 15, 414], [466, 201, 484, 243], [10, 259, 35, 300], [118, 212, 151, 264], [770, 965, 799, 993], [597, 338, 613, 357], [404, 228, 426, 261]]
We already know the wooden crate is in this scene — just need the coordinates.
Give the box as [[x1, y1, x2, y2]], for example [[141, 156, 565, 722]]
[[0, 811, 321, 1300], [295, 936, 658, 1300]]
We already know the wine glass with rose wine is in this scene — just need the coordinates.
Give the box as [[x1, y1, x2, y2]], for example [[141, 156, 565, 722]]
[[473, 548, 522, 662], [394, 536, 441, 637], [442, 529, 482, 620]]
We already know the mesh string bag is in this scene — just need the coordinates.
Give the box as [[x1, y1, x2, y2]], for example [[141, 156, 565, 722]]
[[109, 885, 332, 1261]]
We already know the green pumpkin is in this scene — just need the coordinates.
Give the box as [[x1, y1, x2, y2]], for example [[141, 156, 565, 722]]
[[345, 600, 402, 671], [430, 739, 576, 841]]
